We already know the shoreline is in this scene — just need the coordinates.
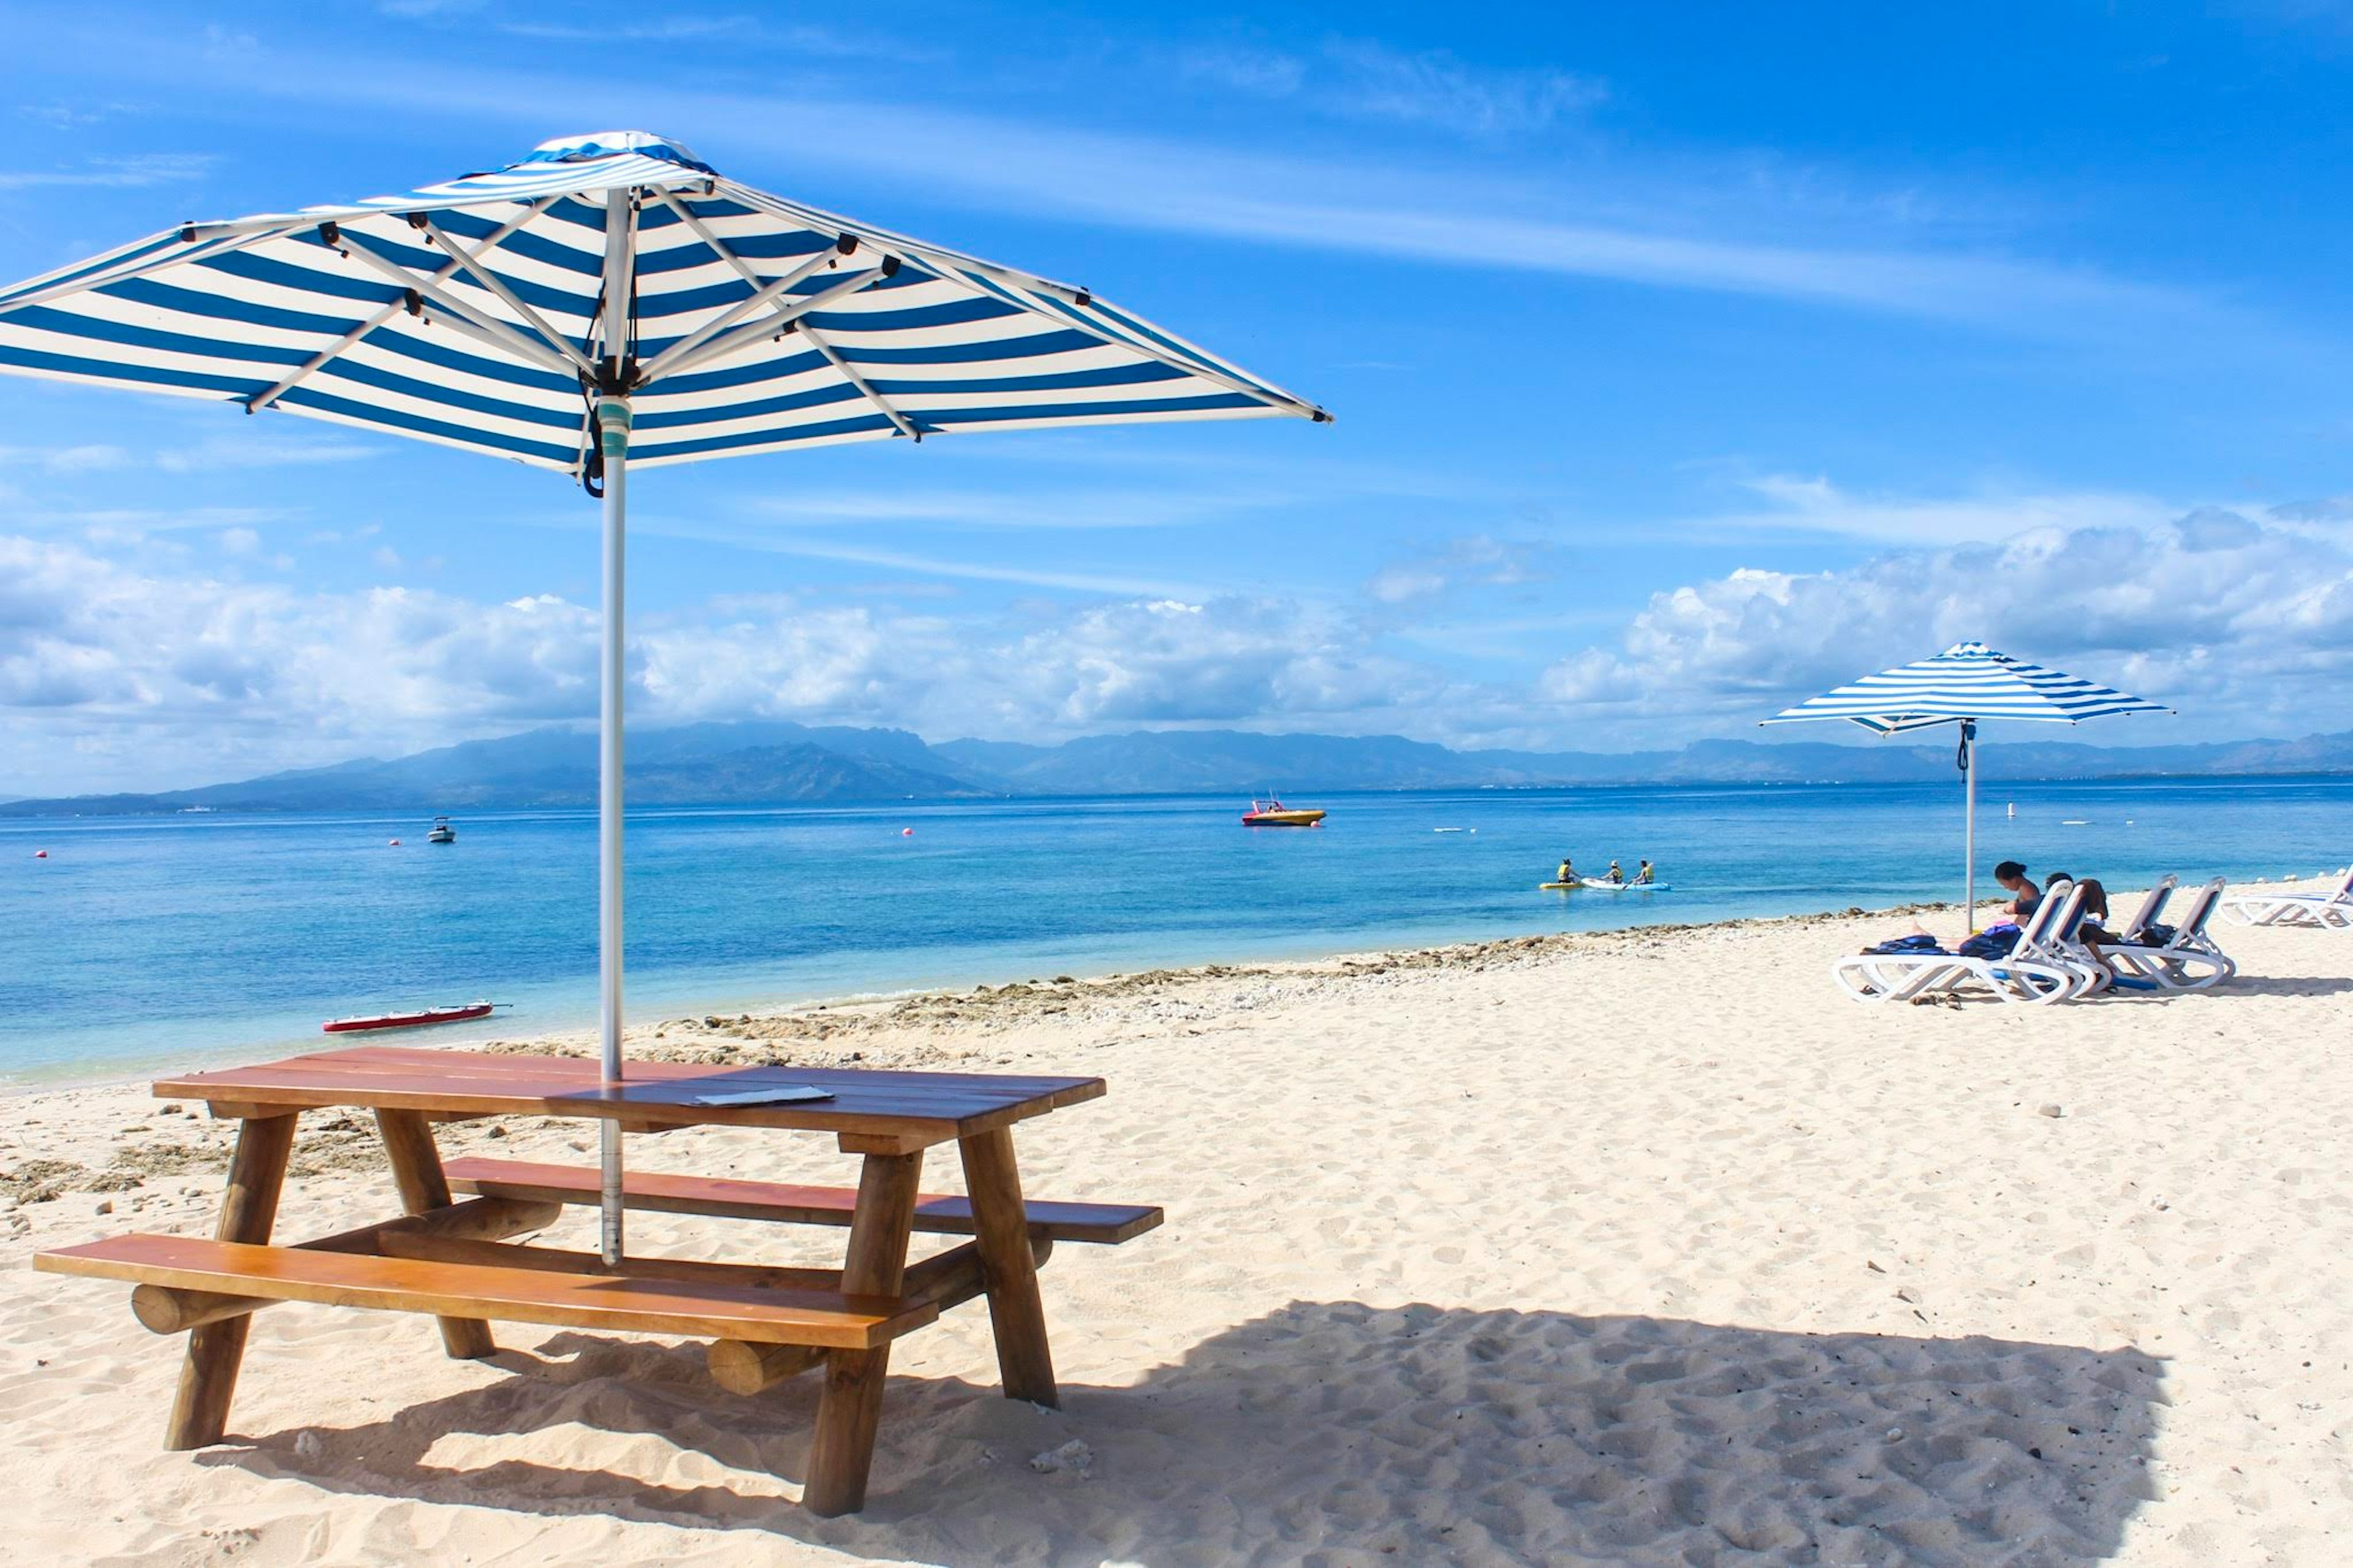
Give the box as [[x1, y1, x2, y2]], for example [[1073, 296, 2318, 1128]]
[[0, 895, 1960, 1098]]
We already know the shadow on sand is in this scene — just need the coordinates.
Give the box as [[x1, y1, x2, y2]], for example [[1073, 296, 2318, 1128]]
[[204, 1300, 2164, 1564]]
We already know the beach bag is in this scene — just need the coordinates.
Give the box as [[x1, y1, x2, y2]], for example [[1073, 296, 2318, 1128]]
[[1957, 923, 2021, 960], [2137, 922, 2177, 947], [1864, 933, 1944, 956]]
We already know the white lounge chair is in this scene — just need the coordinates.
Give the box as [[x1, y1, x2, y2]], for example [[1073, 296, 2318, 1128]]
[[2102, 878, 2236, 990], [2010, 880, 2112, 999], [2223, 864, 2353, 930], [1833, 881, 2085, 1005], [2053, 876, 2178, 998], [2113, 876, 2177, 945]]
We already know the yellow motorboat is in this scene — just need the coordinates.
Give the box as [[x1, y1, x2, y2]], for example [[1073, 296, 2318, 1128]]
[[1241, 797, 1326, 827]]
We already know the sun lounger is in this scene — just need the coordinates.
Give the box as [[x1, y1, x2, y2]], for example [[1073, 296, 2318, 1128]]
[[2045, 876, 2178, 998], [1833, 881, 2086, 1004], [2102, 878, 2236, 990], [2013, 880, 2117, 999], [2222, 864, 2353, 930], [2113, 876, 2177, 945]]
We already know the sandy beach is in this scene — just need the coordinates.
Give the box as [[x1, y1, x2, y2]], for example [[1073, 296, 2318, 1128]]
[[4, 888, 2349, 1566]]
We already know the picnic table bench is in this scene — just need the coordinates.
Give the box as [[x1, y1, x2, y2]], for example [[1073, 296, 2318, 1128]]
[[34, 1045, 1161, 1515]]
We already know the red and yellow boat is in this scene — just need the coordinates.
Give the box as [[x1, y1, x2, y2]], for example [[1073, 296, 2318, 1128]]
[[1241, 797, 1326, 827]]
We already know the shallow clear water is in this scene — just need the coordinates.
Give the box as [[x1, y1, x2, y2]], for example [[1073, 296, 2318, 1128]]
[[2, 776, 2346, 1085]]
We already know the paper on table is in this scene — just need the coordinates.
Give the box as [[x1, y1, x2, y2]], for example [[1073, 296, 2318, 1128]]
[[688, 1085, 836, 1107]]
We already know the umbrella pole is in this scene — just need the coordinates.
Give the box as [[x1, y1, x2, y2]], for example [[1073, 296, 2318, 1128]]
[[1962, 718, 1978, 929], [596, 393, 630, 1265], [596, 187, 638, 1267]]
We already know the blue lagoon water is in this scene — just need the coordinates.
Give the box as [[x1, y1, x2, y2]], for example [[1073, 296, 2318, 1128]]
[[2, 778, 2346, 1085]]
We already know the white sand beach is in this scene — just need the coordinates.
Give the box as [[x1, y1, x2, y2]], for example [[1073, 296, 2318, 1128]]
[[3, 890, 2349, 1566]]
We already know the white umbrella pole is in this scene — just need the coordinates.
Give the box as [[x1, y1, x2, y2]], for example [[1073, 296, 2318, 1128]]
[[1962, 719, 1978, 929], [596, 187, 637, 1267]]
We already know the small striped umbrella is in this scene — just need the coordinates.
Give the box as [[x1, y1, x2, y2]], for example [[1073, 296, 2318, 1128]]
[[0, 129, 1328, 1260], [1764, 642, 2168, 921]]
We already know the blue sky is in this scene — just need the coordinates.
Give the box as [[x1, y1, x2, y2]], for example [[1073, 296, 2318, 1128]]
[[3, 1, 2351, 795]]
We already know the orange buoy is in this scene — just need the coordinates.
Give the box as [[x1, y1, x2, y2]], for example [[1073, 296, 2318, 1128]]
[[901, 827, 914, 836], [33, 849, 47, 858]]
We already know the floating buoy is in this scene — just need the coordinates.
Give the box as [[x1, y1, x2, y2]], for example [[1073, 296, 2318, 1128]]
[[901, 827, 914, 837], [388, 838, 401, 846], [33, 849, 47, 858]]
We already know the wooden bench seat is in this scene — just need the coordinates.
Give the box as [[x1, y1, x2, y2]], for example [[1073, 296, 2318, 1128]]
[[443, 1156, 1163, 1245], [37, 1233, 936, 1350]]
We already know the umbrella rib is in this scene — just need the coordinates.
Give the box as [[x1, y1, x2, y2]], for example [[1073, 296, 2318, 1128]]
[[415, 216, 598, 378], [246, 199, 559, 414], [0, 226, 302, 319], [333, 230, 577, 379], [638, 264, 893, 386], [797, 321, 920, 439], [645, 186, 775, 291], [633, 250, 844, 385]]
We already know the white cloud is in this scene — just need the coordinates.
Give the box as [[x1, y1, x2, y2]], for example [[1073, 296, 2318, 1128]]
[[78, 40, 2218, 335], [1182, 37, 1607, 137], [0, 153, 213, 191], [0, 534, 1446, 795], [1319, 39, 1607, 135], [1702, 474, 2172, 546], [1542, 509, 2353, 738], [10, 503, 2352, 796]]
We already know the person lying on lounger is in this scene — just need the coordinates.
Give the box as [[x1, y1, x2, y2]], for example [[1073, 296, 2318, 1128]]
[[2046, 871, 2121, 978]]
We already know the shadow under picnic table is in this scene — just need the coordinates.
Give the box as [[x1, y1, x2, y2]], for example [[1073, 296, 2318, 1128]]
[[206, 1300, 2164, 1565]]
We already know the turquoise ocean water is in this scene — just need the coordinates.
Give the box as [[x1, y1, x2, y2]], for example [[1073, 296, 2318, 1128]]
[[2, 777, 2346, 1085]]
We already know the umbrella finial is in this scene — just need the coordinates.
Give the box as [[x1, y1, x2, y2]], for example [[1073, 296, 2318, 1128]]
[[525, 131, 712, 174]]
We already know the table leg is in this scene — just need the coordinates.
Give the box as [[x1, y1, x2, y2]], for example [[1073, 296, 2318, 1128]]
[[375, 1109, 498, 1359], [165, 1112, 296, 1449], [804, 1150, 922, 1517], [959, 1126, 1059, 1407]]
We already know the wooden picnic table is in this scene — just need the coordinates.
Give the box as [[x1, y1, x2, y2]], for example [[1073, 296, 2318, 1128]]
[[35, 1045, 1161, 1515]]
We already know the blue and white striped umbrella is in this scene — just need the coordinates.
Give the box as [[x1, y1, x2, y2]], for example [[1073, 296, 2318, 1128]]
[[0, 131, 1328, 1261], [0, 130, 1327, 469], [1763, 642, 2166, 733], [1764, 642, 2168, 923]]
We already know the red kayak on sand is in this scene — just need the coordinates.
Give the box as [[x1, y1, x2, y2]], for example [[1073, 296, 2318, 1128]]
[[322, 1001, 501, 1034]]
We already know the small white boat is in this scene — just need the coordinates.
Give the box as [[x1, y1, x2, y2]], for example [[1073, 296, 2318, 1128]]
[[426, 816, 457, 844]]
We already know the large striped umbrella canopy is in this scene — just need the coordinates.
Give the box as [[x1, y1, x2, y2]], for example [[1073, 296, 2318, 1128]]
[[0, 129, 1325, 466], [0, 131, 1328, 1260], [1764, 642, 2167, 920]]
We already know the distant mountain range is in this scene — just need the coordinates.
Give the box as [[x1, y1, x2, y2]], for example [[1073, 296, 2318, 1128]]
[[6, 719, 2351, 817]]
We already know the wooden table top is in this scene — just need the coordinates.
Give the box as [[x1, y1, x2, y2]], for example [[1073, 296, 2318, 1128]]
[[156, 1045, 1105, 1143]]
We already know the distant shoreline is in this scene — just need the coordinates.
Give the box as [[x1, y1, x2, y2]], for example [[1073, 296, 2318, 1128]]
[[7, 768, 2352, 819]]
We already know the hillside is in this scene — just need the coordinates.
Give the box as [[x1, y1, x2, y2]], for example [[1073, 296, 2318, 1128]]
[[5, 722, 2349, 816]]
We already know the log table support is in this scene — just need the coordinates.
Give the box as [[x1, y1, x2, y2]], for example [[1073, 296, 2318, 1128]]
[[165, 1112, 296, 1449], [961, 1126, 1059, 1406], [803, 1150, 922, 1517], [376, 1108, 499, 1359]]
